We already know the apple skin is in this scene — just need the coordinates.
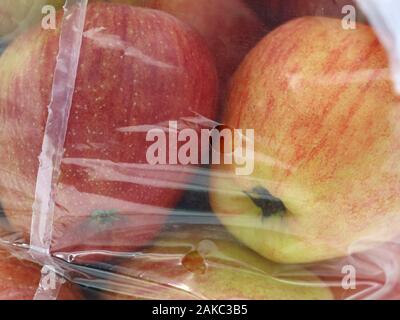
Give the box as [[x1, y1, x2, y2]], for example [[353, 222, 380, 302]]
[[209, 17, 400, 264], [100, 225, 333, 300], [0, 0, 65, 43], [0, 248, 82, 300], [105, 0, 267, 99], [260, 0, 367, 27], [0, 3, 218, 263]]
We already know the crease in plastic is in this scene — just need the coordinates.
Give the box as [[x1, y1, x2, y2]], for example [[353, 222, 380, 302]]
[[29, 0, 88, 300], [357, 0, 400, 93]]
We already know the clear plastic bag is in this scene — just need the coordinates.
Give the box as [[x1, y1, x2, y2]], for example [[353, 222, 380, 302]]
[[0, 0, 400, 300]]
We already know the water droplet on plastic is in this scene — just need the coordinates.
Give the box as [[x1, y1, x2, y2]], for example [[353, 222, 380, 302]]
[[197, 240, 218, 256], [181, 250, 207, 275]]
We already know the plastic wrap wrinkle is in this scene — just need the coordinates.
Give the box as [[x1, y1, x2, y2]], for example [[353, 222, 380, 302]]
[[357, 0, 400, 93], [28, 0, 88, 300]]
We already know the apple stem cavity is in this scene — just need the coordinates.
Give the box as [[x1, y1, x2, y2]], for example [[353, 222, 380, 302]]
[[244, 187, 286, 220]]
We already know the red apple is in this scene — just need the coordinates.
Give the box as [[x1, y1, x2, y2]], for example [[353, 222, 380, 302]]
[[0, 3, 218, 263], [0, 248, 81, 300], [260, 0, 367, 27], [108, 0, 267, 99]]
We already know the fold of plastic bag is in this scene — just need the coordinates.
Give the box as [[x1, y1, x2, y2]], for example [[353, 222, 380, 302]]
[[29, 0, 88, 300], [357, 0, 400, 93]]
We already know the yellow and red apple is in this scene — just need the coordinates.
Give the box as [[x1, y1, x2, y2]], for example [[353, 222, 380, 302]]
[[0, 3, 218, 263], [101, 225, 333, 300], [210, 17, 400, 264]]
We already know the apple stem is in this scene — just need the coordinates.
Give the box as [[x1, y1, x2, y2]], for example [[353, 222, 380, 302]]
[[244, 187, 286, 220]]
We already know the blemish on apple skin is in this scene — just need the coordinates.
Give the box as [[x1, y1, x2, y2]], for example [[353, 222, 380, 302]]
[[244, 187, 286, 220]]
